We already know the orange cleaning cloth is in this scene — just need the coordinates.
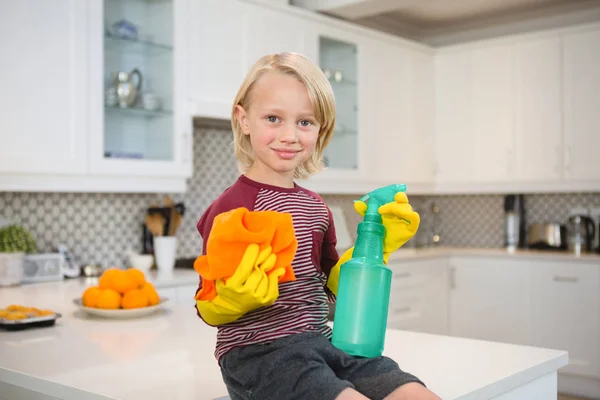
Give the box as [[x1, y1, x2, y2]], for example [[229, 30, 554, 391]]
[[194, 207, 297, 301]]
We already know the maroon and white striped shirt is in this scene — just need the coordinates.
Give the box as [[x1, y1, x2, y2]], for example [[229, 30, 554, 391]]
[[196, 175, 340, 360]]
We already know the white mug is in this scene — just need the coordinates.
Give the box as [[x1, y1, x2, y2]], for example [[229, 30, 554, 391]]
[[153, 236, 177, 273]]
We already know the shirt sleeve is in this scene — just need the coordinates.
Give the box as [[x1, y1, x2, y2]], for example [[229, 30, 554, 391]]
[[320, 206, 340, 278]]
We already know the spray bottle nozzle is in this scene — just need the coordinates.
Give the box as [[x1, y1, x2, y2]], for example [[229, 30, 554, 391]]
[[354, 184, 407, 223]]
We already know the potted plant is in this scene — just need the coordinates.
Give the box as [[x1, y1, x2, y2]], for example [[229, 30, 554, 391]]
[[0, 225, 37, 287]]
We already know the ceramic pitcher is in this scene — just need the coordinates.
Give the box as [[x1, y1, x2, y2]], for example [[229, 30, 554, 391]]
[[113, 68, 142, 108]]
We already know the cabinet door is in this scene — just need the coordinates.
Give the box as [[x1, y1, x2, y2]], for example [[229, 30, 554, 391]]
[[449, 257, 532, 346], [89, 0, 192, 178], [187, 0, 249, 120], [372, 43, 435, 186], [0, 0, 88, 174], [531, 261, 600, 378], [514, 36, 562, 182], [563, 26, 600, 182], [434, 50, 472, 183], [388, 258, 448, 335], [470, 43, 515, 182], [246, 5, 309, 66]]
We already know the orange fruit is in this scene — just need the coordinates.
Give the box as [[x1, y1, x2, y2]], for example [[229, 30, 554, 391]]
[[96, 289, 121, 309], [141, 282, 160, 306], [122, 289, 149, 309], [98, 268, 121, 290], [82, 286, 102, 308], [125, 268, 146, 289]]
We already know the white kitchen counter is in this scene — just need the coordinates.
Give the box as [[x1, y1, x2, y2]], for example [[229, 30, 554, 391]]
[[386, 246, 600, 263], [0, 270, 568, 400]]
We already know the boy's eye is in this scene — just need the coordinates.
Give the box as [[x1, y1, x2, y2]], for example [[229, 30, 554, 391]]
[[299, 120, 312, 127], [266, 116, 280, 123]]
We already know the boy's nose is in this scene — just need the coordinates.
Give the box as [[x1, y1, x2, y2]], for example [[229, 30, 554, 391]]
[[279, 124, 299, 143]]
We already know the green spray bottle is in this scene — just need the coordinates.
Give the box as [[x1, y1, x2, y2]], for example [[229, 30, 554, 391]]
[[331, 184, 407, 358]]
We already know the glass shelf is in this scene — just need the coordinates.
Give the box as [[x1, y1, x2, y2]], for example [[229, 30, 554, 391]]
[[104, 34, 173, 56], [104, 105, 172, 119]]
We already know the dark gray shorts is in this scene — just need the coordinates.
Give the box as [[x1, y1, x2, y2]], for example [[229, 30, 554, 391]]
[[219, 332, 425, 400]]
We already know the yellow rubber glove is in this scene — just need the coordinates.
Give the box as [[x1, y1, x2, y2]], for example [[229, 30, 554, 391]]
[[196, 244, 285, 326], [326, 247, 353, 296], [354, 192, 420, 257]]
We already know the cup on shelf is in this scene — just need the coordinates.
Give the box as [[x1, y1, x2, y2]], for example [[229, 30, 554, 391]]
[[153, 236, 177, 274], [141, 93, 161, 111]]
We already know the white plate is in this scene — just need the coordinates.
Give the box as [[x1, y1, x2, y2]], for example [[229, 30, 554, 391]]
[[73, 298, 169, 319]]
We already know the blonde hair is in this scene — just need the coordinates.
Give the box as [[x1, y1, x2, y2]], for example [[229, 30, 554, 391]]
[[231, 52, 336, 180]]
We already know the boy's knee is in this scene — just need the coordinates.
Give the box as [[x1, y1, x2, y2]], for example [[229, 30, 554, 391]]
[[384, 382, 442, 400]]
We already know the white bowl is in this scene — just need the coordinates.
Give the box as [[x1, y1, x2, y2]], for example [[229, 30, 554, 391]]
[[127, 253, 154, 272]]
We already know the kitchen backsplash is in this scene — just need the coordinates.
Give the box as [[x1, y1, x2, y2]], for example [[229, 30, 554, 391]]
[[1, 126, 599, 267]]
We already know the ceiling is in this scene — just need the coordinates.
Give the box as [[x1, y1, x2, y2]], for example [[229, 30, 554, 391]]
[[292, 0, 600, 45]]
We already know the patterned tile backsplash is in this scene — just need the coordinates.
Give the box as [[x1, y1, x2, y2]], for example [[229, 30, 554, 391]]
[[1, 125, 599, 267]]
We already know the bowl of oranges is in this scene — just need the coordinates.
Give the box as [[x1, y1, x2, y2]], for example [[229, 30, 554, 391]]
[[74, 267, 167, 318]]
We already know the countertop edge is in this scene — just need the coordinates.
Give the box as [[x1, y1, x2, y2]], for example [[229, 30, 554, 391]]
[[454, 350, 569, 400]]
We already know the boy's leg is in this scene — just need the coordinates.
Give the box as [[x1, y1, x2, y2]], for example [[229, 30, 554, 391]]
[[323, 341, 439, 400], [384, 382, 441, 400], [220, 332, 357, 400]]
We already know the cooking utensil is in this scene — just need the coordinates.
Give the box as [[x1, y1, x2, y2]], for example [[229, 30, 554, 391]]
[[145, 214, 164, 237]]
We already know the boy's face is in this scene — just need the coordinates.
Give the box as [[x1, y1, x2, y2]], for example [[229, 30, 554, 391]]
[[235, 71, 321, 181]]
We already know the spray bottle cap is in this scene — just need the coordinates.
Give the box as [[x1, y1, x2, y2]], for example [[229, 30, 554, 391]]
[[355, 184, 407, 223]]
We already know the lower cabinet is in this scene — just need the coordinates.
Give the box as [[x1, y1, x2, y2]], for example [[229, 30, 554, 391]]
[[387, 258, 449, 335]]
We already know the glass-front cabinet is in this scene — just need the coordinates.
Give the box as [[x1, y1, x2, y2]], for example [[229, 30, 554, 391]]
[[89, 0, 191, 177], [319, 36, 359, 171]]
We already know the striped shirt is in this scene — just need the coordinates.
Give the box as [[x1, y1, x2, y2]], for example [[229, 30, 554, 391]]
[[196, 175, 340, 360]]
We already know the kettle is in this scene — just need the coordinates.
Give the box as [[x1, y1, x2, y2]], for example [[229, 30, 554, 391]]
[[566, 215, 595, 254], [112, 68, 142, 108]]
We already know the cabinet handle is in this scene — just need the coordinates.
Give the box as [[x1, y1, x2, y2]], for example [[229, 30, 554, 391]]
[[393, 272, 410, 279], [564, 146, 571, 175], [182, 133, 191, 164], [450, 267, 456, 289], [392, 306, 411, 314], [553, 276, 579, 283], [555, 146, 562, 175]]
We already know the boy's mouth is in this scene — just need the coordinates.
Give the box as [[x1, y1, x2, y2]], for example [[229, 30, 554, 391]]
[[272, 148, 300, 160]]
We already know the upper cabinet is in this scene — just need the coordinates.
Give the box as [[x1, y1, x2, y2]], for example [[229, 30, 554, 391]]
[[0, 0, 88, 176], [562, 25, 600, 184], [0, 0, 192, 193], [187, 0, 249, 120], [514, 35, 563, 183], [434, 25, 600, 193], [89, 0, 192, 178]]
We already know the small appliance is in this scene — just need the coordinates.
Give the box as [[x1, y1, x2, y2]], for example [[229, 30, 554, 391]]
[[566, 215, 595, 254], [504, 194, 526, 250]]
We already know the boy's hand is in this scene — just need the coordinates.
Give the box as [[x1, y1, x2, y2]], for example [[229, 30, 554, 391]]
[[354, 192, 420, 256], [196, 244, 285, 325]]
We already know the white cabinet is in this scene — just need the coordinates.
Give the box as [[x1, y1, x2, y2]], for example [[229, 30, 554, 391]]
[[448, 257, 532, 346], [0, 0, 192, 193], [470, 44, 514, 183], [89, 0, 192, 178], [562, 25, 600, 183], [434, 49, 472, 184], [387, 258, 448, 335], [514, 35, 563, 182], [435, 43, 514, 185], [371, 42, 435, 188], [187, 0, 249, 120], [531, 261, 600, 378], [0, 0, 88, 175]]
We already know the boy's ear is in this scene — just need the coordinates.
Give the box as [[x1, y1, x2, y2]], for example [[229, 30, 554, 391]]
[[234, 105, 250, 135]]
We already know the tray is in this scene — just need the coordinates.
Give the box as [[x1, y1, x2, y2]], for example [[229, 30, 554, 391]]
[[0, 306, 61, 331]]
